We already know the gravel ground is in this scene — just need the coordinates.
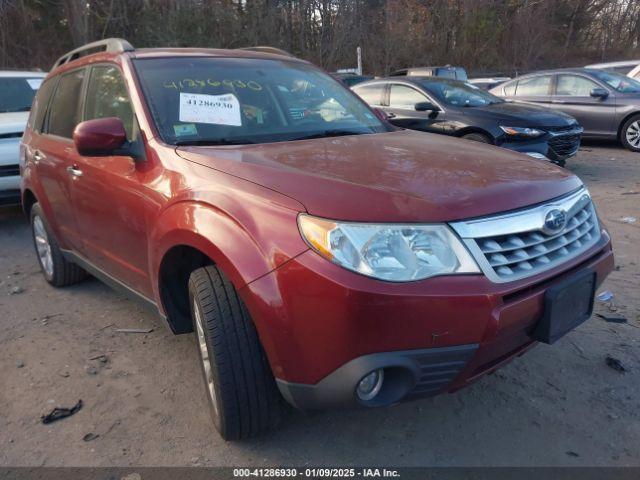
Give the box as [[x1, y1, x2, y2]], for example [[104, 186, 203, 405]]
[[0, 141, 638, 467]]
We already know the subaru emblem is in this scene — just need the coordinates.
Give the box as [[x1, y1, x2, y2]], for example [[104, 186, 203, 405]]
[[543, 209, 567, 235]]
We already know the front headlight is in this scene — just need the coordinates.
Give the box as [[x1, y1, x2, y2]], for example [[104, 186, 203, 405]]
[[298, 214, 480, 282], [500, 126, 544, 138]]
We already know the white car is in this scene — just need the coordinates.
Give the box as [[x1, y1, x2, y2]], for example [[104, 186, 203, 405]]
[[0, 71, 46, 206], [585, 60, 640, 76]]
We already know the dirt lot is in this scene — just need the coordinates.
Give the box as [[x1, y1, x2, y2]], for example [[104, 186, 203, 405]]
[[1, 141, 639, 467]]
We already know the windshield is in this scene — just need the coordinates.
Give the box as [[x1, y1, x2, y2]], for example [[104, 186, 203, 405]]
[[0, 77, 42, 113], [419, 80, 503, 107], [133, 58, 389, 145], [590, 70, 640, 93]]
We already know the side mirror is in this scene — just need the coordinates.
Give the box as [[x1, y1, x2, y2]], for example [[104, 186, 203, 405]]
[[590, 87, 609, 99], [415, 101, 440, 112], [73, 117, 127, 156]]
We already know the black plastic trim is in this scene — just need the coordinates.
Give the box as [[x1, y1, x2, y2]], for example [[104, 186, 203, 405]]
[[60, 249, 172, 331], [276, 344, 478, 410]]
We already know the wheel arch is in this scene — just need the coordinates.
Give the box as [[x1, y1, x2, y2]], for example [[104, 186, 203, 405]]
[[151, 200, 305, 334], [455, 127, 495, 143], [617, 111, 640, 140], [22, 189, 38, 219]]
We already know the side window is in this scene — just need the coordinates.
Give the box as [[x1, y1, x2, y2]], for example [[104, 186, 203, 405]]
[[515, 76, 551, 96], [389, 84, 427, 109], [353, 84, 384, 106], [28, 77, 57, 133], [47, 69, 86, 138], [84, 65, 135, 139], [556, 75, 600, 96], [503, 81, 517, 96]]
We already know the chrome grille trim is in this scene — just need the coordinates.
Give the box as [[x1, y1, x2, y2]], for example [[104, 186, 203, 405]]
[[450, 188, 601, 283]]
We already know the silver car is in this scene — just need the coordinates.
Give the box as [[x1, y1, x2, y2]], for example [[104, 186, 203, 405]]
[[490, 68, 640, 152], [0, 71, 46, 205]]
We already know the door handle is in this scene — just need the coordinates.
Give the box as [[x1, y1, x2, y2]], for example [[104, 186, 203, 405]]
[[386, 112, 397, 119], [33, 151, 43, 163], [67, 165, 83, 178]]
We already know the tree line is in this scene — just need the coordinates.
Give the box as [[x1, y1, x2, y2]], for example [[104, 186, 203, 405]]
[[1, 0, 639, 75]]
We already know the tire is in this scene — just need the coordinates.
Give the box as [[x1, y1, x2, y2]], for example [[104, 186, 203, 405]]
[[30, 203, 87, 287], [188, 265, 284, 440], [620, 114, 640, 152], [462, 132, 491, 143]]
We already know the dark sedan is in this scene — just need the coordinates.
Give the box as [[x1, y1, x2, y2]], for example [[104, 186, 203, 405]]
[[353, 77, 582, 166], [490, 68, 640, 152]]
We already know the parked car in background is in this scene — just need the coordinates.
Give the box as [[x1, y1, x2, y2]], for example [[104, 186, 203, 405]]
[[22, 39, 614, 440], [331, 72, 373, 87], [391, 66, 468, 81], [353, 77, 582, 165], [0, 71, 46, 206], [585, 60, 640, 76], [490, 68, 640, 152], [468, 77, 510, 90]]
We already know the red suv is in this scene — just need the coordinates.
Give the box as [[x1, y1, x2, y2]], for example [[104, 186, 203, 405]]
[[21, 39, 614, 440]]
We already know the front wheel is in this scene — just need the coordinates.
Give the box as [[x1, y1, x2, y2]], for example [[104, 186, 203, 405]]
[[188, 265, 284, 440], [30, 203, 86, 287], [621, 115, 640, 152]]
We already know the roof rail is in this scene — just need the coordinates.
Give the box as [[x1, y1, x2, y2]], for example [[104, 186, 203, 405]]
[[237, 46, 295, 58], [52, 38, 134, 70]]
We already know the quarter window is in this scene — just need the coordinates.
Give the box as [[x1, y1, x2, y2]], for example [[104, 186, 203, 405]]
[[28, 78, 57, 133], [353, 84, 384, 106], [389, 85, 427, 109], [47, 69, 86, 138], [556, 75, 600, 96], [515, 76, 551, 96], [84, 65, 135, 139]]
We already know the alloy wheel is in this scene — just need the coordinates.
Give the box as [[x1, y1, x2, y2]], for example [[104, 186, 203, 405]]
[[193, 298, 220, 418], [626, 120, 640, 148], [33, 215, 54, 278]]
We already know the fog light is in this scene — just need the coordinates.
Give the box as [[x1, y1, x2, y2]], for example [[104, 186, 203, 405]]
[[356, 369, 384, 401]]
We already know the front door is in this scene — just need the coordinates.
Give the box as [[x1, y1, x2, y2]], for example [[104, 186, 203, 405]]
[[71, 64, 153, 297], [550, 74, 616, 136], [386, 83, 445, 133]]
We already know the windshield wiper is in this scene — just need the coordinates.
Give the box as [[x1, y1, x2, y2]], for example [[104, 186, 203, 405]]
[[174, 138, 255, 146], [293, 129, 366, 141]]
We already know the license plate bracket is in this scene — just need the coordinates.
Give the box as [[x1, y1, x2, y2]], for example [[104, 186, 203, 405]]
[[532, 268, 596, 344]]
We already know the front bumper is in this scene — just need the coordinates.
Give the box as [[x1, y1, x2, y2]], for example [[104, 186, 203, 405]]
[[242, 229, 613, 410], [498, 128, 582, 163]]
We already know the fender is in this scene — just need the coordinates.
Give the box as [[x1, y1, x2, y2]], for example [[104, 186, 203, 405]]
[[149, 198, 309, 309]]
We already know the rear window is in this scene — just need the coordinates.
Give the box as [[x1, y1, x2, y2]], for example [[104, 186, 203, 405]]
[[47, 69, 86, 138], [0, 76, 43, 113], [353, 84, 384, 106], [133, 57, 387, 145]]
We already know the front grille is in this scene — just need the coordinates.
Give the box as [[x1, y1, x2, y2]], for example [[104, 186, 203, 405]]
[[548, 133, 581, 158], [450, 188, 601, 282], [0, 164, 20, 177]]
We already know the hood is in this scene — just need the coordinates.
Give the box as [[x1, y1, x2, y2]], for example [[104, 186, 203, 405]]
[[0, 112, 29, 135], [464, 101, 577, 127], [176, 130, 582, 222]]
